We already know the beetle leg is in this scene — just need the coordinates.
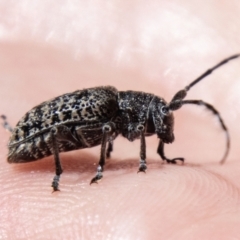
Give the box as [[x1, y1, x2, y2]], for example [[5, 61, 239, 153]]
[[137, 124, 147, 173], [50, 125, 82, 191], [1, 115, 13, 132], [157, 140, 184, 164], [50, 127, 63, 192], [90, 122, 115, 184], [106, 141, 113, 158], [138, 131, 147, 173]]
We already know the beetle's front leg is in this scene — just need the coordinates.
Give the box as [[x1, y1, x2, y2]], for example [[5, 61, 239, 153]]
[[157, 140, 184, 164], [90, 122, 116, 184]]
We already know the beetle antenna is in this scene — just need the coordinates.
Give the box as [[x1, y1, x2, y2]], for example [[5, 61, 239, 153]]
[[185, 54, 240, 91], [181, 100, 230, 164], [166, 54, 240, 112]]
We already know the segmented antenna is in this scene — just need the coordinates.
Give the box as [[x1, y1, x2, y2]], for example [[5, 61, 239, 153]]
[[185, 54, 240, 91], [166, 54, 240, 164], [181, 100, 230, 164], [167, 54, 240, 110]]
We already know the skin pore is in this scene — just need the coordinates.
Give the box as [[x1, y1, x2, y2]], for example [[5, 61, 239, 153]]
[[0, 1, 240, 239]]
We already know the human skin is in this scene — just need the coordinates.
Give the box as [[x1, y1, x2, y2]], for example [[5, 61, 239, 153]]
[[0, 1, 240, 239]]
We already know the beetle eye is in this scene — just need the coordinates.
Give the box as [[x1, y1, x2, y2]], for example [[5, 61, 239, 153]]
[[161, 106, 169, 115]]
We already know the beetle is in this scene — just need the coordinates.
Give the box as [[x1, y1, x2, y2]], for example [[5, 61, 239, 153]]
[[1, 54, 239, 191]]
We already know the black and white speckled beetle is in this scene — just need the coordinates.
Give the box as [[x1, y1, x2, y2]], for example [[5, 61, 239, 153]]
[[2, 54, 239, 191]]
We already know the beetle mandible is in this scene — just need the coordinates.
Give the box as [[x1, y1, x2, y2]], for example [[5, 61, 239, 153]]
[[2, 54, 239, 191]]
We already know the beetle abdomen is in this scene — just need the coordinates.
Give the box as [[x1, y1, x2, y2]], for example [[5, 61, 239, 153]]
[[8, 127, 93, 163], [9, 86, 118, 146], [8, 132, 54, 162]]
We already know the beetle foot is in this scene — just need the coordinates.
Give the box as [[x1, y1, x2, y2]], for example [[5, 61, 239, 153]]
[[90, 173, 103, 185], [137, 159, 147, 173], [90, 165, 103, 184], [165, 157, 184, 164], [52, 175, 60, 192]]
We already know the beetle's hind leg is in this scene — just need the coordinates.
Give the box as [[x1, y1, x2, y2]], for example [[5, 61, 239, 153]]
[[1, 115, 13, 132], [50, 127, 63, 192], [90, 122, 116, 184], [157, 140, 184, 164], [50, 125, 80, 192]]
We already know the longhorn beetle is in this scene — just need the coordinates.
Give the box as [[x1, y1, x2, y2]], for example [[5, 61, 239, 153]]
[[1, 54, 239, 191]]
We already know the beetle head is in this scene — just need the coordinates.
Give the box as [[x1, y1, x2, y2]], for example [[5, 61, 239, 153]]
[[157, 106, 175, 143], [146, 97, 175, 143], [147, 89, 188, 143]]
